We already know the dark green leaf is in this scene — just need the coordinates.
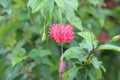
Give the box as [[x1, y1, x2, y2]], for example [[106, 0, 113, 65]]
[[63, 65, 78, 80], [89, 68, 102, 80], [28, 49, 51, 59]]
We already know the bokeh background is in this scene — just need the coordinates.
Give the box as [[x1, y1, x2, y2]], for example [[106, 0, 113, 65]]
[[0, 0, 120, 80]]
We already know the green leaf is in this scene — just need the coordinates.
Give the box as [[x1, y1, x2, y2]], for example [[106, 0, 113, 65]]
[[28, 49, 51, 59], [11, 55, 27, 67], [112, 35, 120, 41], [12, 47, 26, 56], [46, 0, 54, 23], [27, 0, 46, 13], [63, 47, 84, 60], [89, 68, 102, 80], [65, 3, 83, 31], [63, 65, 78, 80], [55, 0, 83, 30], [78, 31, 95, 42], [79, 40, 93, 52], [11, 47, 27, 66], [76, 69, 88, 80], [27, 0, 34, 7], [98, 44, 120, 52], [78, 31, 98, 48], [68, 65, 78, 80], [87, 0, 103, 6], [66, 13, 83, 31], [55, 0, 78, 11], [96, 69, 102, 79], [91, 57, 102, 69], [55, 0, 65, 11], [14, 0, 26, 9], [64, 0, 78, 10], [100, 65, 106, 72]]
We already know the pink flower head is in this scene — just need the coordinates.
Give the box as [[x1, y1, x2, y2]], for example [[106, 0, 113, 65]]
[[49, 24, 74, 42], [59, 58, 64, 78]]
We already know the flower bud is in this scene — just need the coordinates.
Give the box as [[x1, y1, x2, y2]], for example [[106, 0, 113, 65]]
[[59, 58, 64, 78]]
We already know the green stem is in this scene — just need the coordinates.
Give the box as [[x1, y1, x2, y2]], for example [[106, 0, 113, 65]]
[[59, 8, 62, 23], [43, 16, 46, 33], [87, 48, 96, 60], [61, 42, 63, 59]]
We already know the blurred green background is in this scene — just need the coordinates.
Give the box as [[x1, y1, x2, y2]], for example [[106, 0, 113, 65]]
[[0, 0, 120, 80]]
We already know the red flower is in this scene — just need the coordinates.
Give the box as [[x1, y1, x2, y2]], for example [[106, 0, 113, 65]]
[[49, 24, 74, 42], [97, 32, 108, 42]]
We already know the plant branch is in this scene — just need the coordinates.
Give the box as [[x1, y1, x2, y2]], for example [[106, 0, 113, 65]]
[[87, 48, 96, 60]]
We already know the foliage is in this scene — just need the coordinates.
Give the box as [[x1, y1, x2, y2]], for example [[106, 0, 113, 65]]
[[0, 0, 120, 80]]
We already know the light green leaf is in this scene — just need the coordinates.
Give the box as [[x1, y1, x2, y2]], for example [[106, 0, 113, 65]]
[[66, 13, 83, 31], [78, 31, 98, 48], [98, 44, 120, 52], [64, 0, 78, 10], [55, 0, 65, 11], [41, 32, 46, 41], [11, 47, 27, 66], [27, 0, 46, 13], [96, 69, 102, 79], [55, 0, 83, 30], [100, 65, 106, 72], [91, 57, 102, 69], [79, 40, 93, 52], [62, 68, 71, 80], [63, 47, 84, 60], [65, 3, 83, 31], [11, 55, 27, 67], [14, 0, 26, 9], [27, 0, 34, 7], [46, 0, 54, 23], [88, 0, 103, 6], [12, 47, 26, 56], [78, 31, 95, 42], [112, 35, 120, 41]]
